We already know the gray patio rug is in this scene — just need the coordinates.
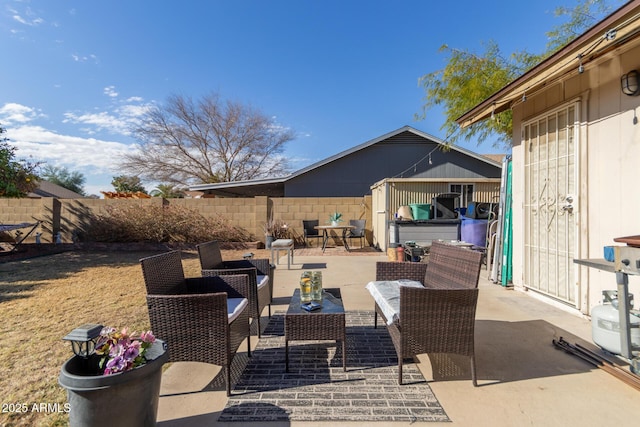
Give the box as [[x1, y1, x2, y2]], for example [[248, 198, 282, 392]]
[[218, 310, 450, 423]]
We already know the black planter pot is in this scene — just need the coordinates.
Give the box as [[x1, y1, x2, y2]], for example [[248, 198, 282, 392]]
[[59, 340, 168, 427]]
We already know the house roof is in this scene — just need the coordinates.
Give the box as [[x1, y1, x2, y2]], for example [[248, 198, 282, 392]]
[[190, 125, 503, 197], [288, 125, 502, 175], [456, 2, 640, 128], [189, 176, 288, 197], [28, 180, 85, 199]]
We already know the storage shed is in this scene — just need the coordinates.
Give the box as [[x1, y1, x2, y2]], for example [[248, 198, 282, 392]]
[[371, 178, 501, 251]]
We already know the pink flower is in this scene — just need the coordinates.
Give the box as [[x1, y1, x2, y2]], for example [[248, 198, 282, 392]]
[[95, 326, 156, 376], [139, 331, 156, 344], [123, 341, 141, 361], [105, 355, 127, 374]]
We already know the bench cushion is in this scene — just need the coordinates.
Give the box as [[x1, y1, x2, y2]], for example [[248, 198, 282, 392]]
[[365, 280, 424, 325], [227, 298, 248, 323], [257, 274, 269, 290], [272, 239, 294, 248]]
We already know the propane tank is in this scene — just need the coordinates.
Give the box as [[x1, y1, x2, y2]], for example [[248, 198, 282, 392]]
[[591, 290, 640, 355]]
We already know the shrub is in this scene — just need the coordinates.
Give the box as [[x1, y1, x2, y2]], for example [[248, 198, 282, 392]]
[[82, 204, 251, 243]]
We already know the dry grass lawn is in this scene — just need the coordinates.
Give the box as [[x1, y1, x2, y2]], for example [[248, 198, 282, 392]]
[[0, 248, 271, 427]]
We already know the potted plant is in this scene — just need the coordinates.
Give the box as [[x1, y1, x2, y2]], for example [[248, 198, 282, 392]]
[[262, 217, 289, 248], [59, 325, 168, 427], [328, 212, 343, 226], [262, 218, 277, 248]]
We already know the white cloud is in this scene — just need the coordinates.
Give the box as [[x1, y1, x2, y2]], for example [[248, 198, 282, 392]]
[[62, 101, 152, 136], [117, 103, 151, 118], [104, 86, 118, 98], [0, 101, 142, 190], [63, 111, 123, 132], [0, 96, 154, 194], [71, 53, 98, 63], [0, 103, 42, 124], [9, 4, 45, 26], [5, 125, 134, 174], [12, 14, 44, 26]]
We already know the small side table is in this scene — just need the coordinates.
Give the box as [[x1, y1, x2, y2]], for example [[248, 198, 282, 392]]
[[285, 288, 346, 372], [271, 239, 294, 269]]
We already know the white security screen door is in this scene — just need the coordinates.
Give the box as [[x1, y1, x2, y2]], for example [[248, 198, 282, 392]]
[[523, 103, 578, 305]]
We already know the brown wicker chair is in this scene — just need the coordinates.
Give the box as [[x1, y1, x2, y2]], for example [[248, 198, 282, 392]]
[[140, 250, 251, 396], [372, 241, 483, 386], [196, 240, 273, 337]]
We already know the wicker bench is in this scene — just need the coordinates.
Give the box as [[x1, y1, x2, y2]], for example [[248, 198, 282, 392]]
[[366, 241, 483, 386]]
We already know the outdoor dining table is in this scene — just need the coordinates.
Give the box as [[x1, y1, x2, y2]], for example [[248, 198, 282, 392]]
[[314, 224, 355, 253]]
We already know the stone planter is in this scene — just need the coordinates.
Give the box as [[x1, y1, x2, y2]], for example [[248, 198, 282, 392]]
[[59, 340, 168, 427]]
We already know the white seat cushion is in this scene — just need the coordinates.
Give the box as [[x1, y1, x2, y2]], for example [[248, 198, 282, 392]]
[[271, 239, 294, 248], [227, 298, 248, 323], [257, 274, 269, 290], [365, 280, 424, 325]]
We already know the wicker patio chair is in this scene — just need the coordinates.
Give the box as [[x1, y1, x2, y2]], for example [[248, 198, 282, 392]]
[[140, 250, 251, 396], [196, 240, 273, 337], [372, 241, 483, 386]]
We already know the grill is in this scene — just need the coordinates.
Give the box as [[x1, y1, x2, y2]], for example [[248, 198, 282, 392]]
[[613, 235, 640, 275], [610, 236, 640, 373], [573, 236, 640, 382]]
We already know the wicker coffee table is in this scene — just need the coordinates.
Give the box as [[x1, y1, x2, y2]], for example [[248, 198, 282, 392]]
[[285, 288, 346, 372]]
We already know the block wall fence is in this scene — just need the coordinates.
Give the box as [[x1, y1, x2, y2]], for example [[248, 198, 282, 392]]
[[0, 196, 372, 246]]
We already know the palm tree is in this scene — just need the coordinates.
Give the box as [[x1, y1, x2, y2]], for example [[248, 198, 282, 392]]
[[150, 184, 185, 198]]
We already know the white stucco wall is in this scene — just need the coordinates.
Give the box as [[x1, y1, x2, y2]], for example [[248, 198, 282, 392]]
[[510, 41, 640, 316]]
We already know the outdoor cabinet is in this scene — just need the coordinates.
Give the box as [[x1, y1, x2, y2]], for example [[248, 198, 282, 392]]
[[389, 219, 460, 246]]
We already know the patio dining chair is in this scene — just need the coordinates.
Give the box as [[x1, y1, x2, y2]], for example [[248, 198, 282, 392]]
[[196, 240, 273, 337], [346, 219, 366, 248], [302, 220, 323, 247], [139, 250, 251, 396]]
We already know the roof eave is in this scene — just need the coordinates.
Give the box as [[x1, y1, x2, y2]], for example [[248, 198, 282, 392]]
[[456, 1, 640, 128], [189, 176, 289, 191]]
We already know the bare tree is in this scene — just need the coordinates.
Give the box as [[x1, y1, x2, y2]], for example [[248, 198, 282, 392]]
[[122, 93, 294, 186]]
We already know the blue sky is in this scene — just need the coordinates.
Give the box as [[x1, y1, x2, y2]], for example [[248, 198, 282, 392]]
[[0, 0, 599, 196]]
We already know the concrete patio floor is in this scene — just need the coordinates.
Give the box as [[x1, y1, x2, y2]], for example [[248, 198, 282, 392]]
[[157, 251, 640, 426]]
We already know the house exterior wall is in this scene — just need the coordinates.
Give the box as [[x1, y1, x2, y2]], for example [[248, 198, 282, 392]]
[[284, 131, 501, 197], [510, 40, 640, 315]]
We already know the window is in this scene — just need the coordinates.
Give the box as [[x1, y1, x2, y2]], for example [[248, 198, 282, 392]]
[[449, 184, 474, 207]]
